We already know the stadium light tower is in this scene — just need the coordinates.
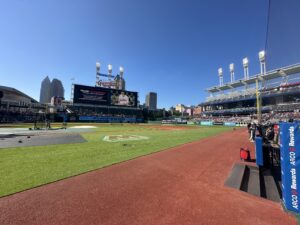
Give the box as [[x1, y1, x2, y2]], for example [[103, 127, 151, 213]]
[[108, 64, 113, 80], [119, 66, 124, 78], [259, 50, 266, 75], [218, 68, 223, 87], [243, 57, 249, 80], [96, 61, 101, 86], [229, 63, 235, 83], [278, 69, 289, 84]]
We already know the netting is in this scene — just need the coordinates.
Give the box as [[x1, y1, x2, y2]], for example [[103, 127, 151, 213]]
[[33, 113, 50, 130]]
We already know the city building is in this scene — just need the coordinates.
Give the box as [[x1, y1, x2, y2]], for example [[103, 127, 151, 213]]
[[145, 92, 157, 110], [185, 107, 193, 117], [114, 75, 126, 90], [50, 78, 64, 99], [39, 76, 64, 103], [39, 76, 51, 103], [175, 104, 186, 113]]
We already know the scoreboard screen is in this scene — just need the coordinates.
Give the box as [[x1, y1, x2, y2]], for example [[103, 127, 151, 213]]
[[73, 84, 138, 107]]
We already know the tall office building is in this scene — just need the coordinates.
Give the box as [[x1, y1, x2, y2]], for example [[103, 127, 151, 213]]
[[39, 76, 64, 103], [114, 75, 126, 90], [145, 92, 157, 110], [50, 78, 64, 98], [39, 76, 51, 103], [175, 104, 186, 113]]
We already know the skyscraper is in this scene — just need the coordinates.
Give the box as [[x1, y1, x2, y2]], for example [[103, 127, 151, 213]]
[[50, 78, 64, 98], [145, 92, 157, 110], [39, 76, 64, 103], [114, 75, 126, 90], [39, 76, 51, 103]]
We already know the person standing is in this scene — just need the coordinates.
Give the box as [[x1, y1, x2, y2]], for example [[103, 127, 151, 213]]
[[118, 92, 129, 106], [247, 122, 251, 139], [249, 122, 256, 142]]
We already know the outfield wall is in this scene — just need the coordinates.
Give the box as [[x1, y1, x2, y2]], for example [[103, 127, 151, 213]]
[[199, 121, 247, 127], [78, 116, 143, 123]]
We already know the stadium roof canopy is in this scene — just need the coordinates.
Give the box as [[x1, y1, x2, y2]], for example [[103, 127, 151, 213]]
[[207, 63, 300, 93], [0, 85, 38, 103]]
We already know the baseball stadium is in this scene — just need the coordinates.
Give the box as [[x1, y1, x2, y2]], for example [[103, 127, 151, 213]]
[[1, 1, 300, 225]]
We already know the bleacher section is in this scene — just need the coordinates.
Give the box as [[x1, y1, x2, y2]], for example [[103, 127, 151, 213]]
[[202, 82, 300, 120]]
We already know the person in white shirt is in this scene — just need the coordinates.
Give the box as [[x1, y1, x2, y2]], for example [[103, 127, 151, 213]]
[[118, 92, 129, 105]]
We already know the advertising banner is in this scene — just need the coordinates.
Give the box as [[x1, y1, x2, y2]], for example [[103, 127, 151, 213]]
[[79, 116, 109, 122], [255, 137, 264, 166], [213, 121, 224, 126], [73, 84, 137, 107], [280, 122, 300, 213], [79, 116, 137, 123], [73, 85, 109, 105], [224, 122, 236, 126], [200, 121, 213, 126]]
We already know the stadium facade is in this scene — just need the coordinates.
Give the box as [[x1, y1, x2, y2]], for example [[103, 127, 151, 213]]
[[68, 84, 143, 123], [0, 85, 44, 123], [0, 85, 38, 104], [66, 63, 144, 123], [200, 63, 300, 123], [0, 63, 149, 124]]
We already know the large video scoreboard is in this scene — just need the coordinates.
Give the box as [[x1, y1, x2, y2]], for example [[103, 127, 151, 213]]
[[73, 84, 138, 107]]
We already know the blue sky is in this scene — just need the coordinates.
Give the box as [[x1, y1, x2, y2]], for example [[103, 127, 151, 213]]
[[0, 0, 269, 108]]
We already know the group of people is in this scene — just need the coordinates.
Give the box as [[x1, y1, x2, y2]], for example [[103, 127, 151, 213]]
[[0, 110, 37, 123], [247, 122, 276, 143]]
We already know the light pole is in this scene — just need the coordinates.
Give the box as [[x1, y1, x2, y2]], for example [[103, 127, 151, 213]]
[[119, 66, 124, 78], [118, 66, 124, 90], [229, 63, 235, 83], [258, 50, 266, 89], [95, 61, 124, 89], [258, 50, 266, 75], [256, 78, 262, 124], [279, 69, 288, 85], [243, 57, 249, 80], [255, 51, 266, 124], [108, 64, 113, 81], [70, 77, 75, 102], [218, 68, 223, 86], [96, 61, 101, 86]]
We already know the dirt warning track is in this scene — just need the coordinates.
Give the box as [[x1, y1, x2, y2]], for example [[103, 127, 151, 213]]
[[0, 129, 297, 225]]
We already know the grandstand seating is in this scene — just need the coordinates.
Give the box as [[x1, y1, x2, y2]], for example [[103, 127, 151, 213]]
[[200, 82, 300, 124], [69, 104, 143, 119]]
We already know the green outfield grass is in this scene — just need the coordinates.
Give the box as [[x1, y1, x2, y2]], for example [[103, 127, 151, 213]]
[[0, 124, 232, 197]]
